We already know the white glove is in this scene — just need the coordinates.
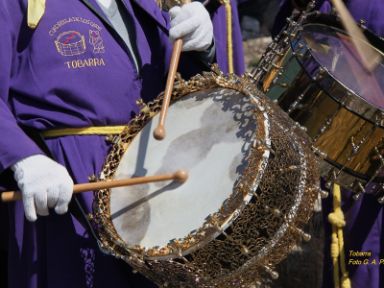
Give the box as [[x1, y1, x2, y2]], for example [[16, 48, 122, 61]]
[[169, 2, 213, 51], [11, 155, 74, 222]]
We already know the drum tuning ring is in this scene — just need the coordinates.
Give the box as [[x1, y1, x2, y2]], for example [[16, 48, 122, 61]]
[[378, 196, 384, 205], [320, 190, 329, 199], [359, 19, 367, 26], [88, 174, 98, 182], [352, 192, 362, 201], [299, 125, 307, 132], [264, 265, 279, 280], [324, 181, 332, 189], [291, 225, 312, 242], [272, 208, 281, 216], [241, 245, 250, 255]]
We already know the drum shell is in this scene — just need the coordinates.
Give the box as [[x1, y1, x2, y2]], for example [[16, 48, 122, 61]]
[[256, 14, 384, 191]]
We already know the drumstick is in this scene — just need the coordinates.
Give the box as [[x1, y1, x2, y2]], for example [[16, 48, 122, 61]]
[[1, 170, 189, 202], [153, 0, 191, 141], [330, 0, 381, 72]]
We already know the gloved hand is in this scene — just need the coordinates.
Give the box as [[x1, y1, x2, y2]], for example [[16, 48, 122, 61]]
[[169, 2, 214, 51], [11, 155, 74, 222]]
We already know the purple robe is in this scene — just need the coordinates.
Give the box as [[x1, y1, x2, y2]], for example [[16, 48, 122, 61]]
[[0, 0, 245, 287], [274, 1, 384, 287]]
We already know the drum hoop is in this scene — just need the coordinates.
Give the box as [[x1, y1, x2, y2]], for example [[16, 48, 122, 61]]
[[91, 70, 320, 286], [290, 13, 384, 127], [92, 67, 273, 260]]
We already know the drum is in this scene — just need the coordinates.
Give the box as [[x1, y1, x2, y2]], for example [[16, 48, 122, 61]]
[[92, 71, 319, 287], [254, 12, 384, 200]]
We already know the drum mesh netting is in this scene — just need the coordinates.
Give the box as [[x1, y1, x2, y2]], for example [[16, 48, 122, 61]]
[[90, 67, 320, 287]]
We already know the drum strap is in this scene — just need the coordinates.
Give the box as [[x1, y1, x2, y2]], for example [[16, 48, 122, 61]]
[[41, 125, 127, 138]]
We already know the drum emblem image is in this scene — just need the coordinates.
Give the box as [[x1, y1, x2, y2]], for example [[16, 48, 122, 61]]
[[55, 30, 87, 56], [89, 30, 105, 54]]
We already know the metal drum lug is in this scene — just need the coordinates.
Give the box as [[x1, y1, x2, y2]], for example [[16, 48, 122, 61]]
[[352, 182, 366, 201]]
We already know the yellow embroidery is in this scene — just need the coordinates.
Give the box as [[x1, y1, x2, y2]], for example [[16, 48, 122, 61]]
[[55, 31, 87, 56], [49, 17, 102, 37], [64, 58, 106, 69]]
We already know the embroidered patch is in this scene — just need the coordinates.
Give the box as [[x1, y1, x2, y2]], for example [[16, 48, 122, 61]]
[[89, 30, 105, 54], [65, 58, 106, 69], [49, 17, 107, 68], [55, 31, 87, 56]]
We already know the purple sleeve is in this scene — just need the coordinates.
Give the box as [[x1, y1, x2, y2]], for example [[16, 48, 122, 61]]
[[0, 4, 43, 173]]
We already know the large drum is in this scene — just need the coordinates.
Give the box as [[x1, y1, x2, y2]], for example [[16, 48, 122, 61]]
[[92, 71, 319, 287], [254, 12, 384, 200]]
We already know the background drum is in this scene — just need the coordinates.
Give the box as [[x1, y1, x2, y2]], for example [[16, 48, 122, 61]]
[[92, 70, 320, 287], [253, 12, 384, 201]]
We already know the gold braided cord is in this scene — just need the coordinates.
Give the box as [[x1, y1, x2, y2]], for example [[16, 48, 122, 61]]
[[27, 0, 46, 29], [330, 225, 340, 288], [220, 0, 234, 74], [328, 183, 351, 288], [41, 126, 127, 138]]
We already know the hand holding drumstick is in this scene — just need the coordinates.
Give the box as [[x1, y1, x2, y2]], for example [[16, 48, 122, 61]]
[[153, 0, 213, 140], [2, 155, 188, 221]]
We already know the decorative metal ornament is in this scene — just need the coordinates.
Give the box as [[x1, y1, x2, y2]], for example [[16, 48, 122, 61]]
[[91, 69, 320, 287]]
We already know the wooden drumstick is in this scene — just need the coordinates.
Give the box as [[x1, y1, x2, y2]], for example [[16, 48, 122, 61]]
[[1, 170, 189, 202], [153, 0, 191, 141], [330, 0, 381, 72]]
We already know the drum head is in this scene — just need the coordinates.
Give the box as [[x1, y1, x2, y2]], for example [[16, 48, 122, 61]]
[[301, 23, 384, 109], [109, 88, 268, 254]]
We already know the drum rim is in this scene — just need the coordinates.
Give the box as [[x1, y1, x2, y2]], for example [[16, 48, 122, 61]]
[[290, 12, 384, 127], [93, 71, 273, 260]]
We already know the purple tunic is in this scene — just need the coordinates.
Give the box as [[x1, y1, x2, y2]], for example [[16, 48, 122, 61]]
[[274, 1, 384, 288], [0, 0, 245, 287]]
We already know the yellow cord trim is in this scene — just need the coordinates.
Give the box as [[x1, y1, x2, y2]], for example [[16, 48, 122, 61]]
[[220, 0, 234, 74], [328, 183, 351, 288], [27, 0, 46, 29], [41, 126, 127, 138]]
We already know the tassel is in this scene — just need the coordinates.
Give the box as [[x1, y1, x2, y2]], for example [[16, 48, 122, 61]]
[[341, 274, 351, 288], [329, 183, 351, 288]]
